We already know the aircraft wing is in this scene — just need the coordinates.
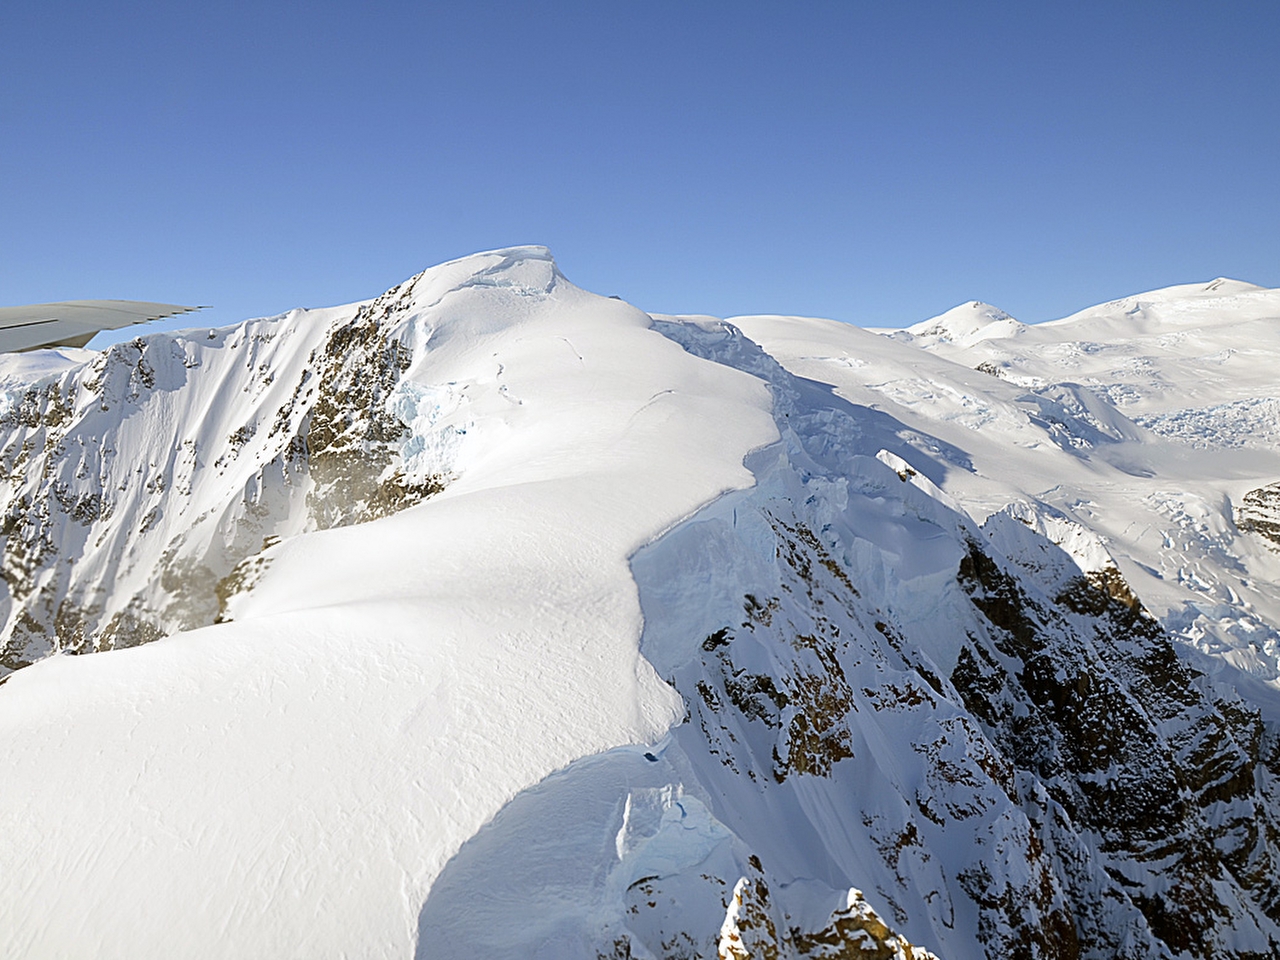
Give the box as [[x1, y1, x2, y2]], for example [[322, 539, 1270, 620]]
[[0, 300, 204, 352]]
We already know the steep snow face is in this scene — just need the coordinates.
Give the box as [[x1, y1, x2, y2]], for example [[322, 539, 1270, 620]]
[[634, 322, 1280, 960], [0, 284, 441, 668]]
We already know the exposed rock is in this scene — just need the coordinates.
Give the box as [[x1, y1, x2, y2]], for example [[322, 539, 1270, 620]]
[[953, 535, 1280, 957], [1237, 483, 1280, 549]]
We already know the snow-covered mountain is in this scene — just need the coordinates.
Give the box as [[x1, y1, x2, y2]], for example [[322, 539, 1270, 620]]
[[2, 248, 1280, 959]]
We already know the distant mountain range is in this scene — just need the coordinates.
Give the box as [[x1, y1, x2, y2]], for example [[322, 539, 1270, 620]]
[[2, 248, 1279, 959]]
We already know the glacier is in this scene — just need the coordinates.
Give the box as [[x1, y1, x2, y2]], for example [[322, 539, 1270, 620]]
[[1, 247, 1280, 959]]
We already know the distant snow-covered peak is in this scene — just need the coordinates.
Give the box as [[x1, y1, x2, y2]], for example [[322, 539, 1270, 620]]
[[893, 300, 1025, 348], [880, 276, 1280, 428], [1041, 276, 1275, 332], [1069, 276, 1265, 312]]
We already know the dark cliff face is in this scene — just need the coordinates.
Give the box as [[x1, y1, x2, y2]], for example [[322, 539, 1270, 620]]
[[953, 537, 1280, 958], [636, 486, 1280, 959], [666, 503, 1082, 959]]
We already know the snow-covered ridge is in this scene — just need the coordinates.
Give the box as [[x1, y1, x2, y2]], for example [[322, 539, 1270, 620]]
[[0, 247, 778, 958], [2, 252, 1280, 959], [419, 309, 1280, 957]]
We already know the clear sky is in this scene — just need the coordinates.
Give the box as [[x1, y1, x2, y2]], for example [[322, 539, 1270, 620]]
[[3, 1, 1278, 336]]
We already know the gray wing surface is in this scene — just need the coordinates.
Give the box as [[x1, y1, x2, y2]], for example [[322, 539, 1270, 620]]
[[0, 300, 204, 352]]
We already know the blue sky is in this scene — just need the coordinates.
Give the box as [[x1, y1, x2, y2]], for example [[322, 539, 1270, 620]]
[[3, 1, 1278, 335]]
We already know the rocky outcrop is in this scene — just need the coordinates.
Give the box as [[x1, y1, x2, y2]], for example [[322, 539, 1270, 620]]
[[1237, 483, 1280, 549], [719, 871, 943, 960]]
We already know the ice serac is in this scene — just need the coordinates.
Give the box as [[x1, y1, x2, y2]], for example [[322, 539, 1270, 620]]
[[4, 254, 1280, 959]]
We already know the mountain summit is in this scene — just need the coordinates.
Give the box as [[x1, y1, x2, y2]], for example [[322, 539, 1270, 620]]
[[896, 300, 1026, 347], [2, 250, 1280, 959]]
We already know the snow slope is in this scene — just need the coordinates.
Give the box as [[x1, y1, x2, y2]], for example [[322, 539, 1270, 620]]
[[2, 252, 1280, 959], [0, 248, 777, 958]]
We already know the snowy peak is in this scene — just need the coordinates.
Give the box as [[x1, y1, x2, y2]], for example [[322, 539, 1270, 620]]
[[1198, 276, 1264, 295], [401, 244, 564, 311], [894, 300, 1025, 348], [0, 243, 636, 669], [882, 276, 1280, 437], [1037, 276, 1278, 340]]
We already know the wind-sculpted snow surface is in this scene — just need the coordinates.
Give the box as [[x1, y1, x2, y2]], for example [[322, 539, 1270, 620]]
[[4, 252, 1280, 959]]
